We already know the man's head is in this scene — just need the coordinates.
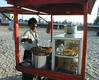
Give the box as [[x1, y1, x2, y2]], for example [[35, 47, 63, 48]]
[[28, 18, 37, 30]]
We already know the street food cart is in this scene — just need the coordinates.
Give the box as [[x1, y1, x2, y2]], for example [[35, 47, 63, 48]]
[[5, 0, 96, 80], [52, 32, 83, 75]]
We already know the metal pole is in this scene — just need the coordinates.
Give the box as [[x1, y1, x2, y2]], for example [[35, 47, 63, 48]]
[[51, 15, 53, 42], [13, 5, 20, 65], [81, 1, 88, 80], [37, 15, 49, 23]]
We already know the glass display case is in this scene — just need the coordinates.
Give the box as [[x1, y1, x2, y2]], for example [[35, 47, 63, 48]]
[[52, 32, 83, 75]]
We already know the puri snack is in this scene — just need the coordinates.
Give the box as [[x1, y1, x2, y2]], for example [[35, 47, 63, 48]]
[[32, 47, 52, 55], [63, 47, 78, 56]]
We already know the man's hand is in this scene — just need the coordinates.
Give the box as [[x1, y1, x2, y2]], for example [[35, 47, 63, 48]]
[[21, 38, 32, 43], [27, 39, 32, 43]]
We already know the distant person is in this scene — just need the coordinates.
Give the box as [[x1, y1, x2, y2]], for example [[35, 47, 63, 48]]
[[9, 16, 14, 31], [57, 22, 62, 29], [0, 19, 1, 24], [57, 22, 60, 29]]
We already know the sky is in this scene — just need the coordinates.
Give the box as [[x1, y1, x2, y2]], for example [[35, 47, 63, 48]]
[[0, 0, 99, 23]]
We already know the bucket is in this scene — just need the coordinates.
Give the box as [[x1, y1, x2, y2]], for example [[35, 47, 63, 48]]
[[33, 55, 47, 68], [67, 26, 77, 34], [32, 47, 52, 68]]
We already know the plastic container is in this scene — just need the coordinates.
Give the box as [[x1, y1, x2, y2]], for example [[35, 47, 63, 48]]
[[34, 54, 47, 68], [32, 47, 52, 68]]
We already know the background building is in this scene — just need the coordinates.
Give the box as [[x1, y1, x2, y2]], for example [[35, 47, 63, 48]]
[[0, 13, 10, 24]]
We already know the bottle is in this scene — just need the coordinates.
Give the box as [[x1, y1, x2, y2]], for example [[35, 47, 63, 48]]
[[58, 43, 64, 55]]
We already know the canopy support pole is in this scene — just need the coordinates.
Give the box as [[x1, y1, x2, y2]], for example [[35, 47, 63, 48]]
[[81, 1, 88, 80], [13, 5, 20, 65], [51, 15, 53, 42]]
